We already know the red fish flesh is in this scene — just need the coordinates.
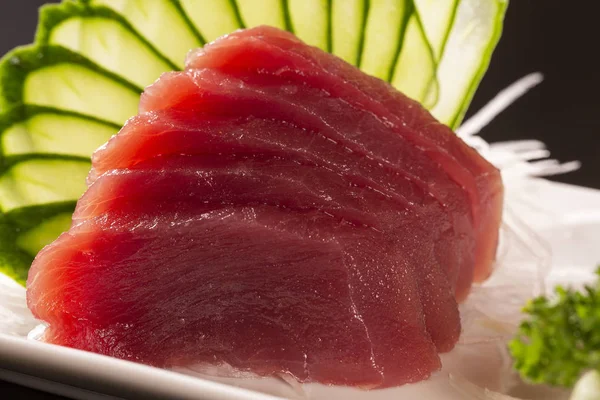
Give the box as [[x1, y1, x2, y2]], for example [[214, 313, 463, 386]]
[[27, 27, 503, 389]]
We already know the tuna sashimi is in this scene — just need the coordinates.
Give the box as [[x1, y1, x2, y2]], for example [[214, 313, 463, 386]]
[[186, 26, 502, 282], [27, 27, 503, 389], [92, 69, 476, 299]]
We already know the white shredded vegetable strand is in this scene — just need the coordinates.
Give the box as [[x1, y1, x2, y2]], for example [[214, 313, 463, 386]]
[[459, 73, 580, 180], [488, 140, 548, 152], [457, 72, 544, 138]]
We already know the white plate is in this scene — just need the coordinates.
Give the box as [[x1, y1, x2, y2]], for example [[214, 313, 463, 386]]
[[1, 178, 599, 400]]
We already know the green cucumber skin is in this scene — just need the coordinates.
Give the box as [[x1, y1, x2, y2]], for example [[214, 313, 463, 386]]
[[354, 0, 370, 68], [410, 2, 439, 105], [0, 44, 143, 112], [387, 0, 415, 82], [281, 0, 294, 32], [326, 0, 332, 53], [435, 0, 459, 61], [36, 1, 179, 71], [228, 0, 246, 28]]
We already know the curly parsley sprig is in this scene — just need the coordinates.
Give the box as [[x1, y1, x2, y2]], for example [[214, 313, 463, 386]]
[[509, 267, 600, 388]]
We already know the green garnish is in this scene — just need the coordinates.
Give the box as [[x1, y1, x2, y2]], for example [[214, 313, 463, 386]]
[[509, 267, 600, 388]]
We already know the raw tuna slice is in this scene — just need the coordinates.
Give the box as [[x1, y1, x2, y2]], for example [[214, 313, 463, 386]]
[[27, 27, 502, 389]]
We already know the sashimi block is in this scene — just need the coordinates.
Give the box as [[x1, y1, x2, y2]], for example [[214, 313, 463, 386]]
[[28, 26, 502, 389], [185, 26, 502, 282]]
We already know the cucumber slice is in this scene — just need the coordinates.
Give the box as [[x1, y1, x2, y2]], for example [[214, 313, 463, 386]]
[[37, 2, 176, 88], [0, 106, 118, 159], [331, 0, 367, 65], [414, 0, 459, 59], [430, 0, 508, 128], [0, 250, 31, 285], [390, 13, 438, 105], [16, 212, 72, 256], [359, 0, 409, 81], [88, 0, 203, 68], [286, 0, 330, 51], [0, 216, 31, 285], [235, 0, 288, 29], [0, 205, 75, 284], [0, 159, 89, 212], [180, 0, 243, 43], [0, 45, 141, 125]]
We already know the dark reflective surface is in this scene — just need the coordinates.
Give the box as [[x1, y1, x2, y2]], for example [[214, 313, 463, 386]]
[[466, 0, 600, 190], [0, 1, 598, 399], [2, 380, 67, 399]]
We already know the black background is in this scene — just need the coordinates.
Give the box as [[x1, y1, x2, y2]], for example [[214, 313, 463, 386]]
[[0, 1, 599, 399]]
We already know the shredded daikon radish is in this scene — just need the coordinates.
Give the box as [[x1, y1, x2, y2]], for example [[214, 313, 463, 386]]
[[457, 73, 544, 138], [458, 73, 580, 181]]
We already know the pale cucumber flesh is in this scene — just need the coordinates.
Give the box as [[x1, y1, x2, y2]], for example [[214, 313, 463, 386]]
[[16, 212, 72, 256], [49, 17, 173, 88], [286, 0, 330, 51], [331, 0, 366, 65], [2, 112, 116, 158], [91, 0, 203, 68], [0, 159, 89, 212], [430, 0, 508, 128], [24, 63, 140, 126], [180, 0, 242, 43], [414, 0, 459, 59], [236, 0, 287, 29], [359, 0, 409, 81], [391, 15, 437, 105]]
